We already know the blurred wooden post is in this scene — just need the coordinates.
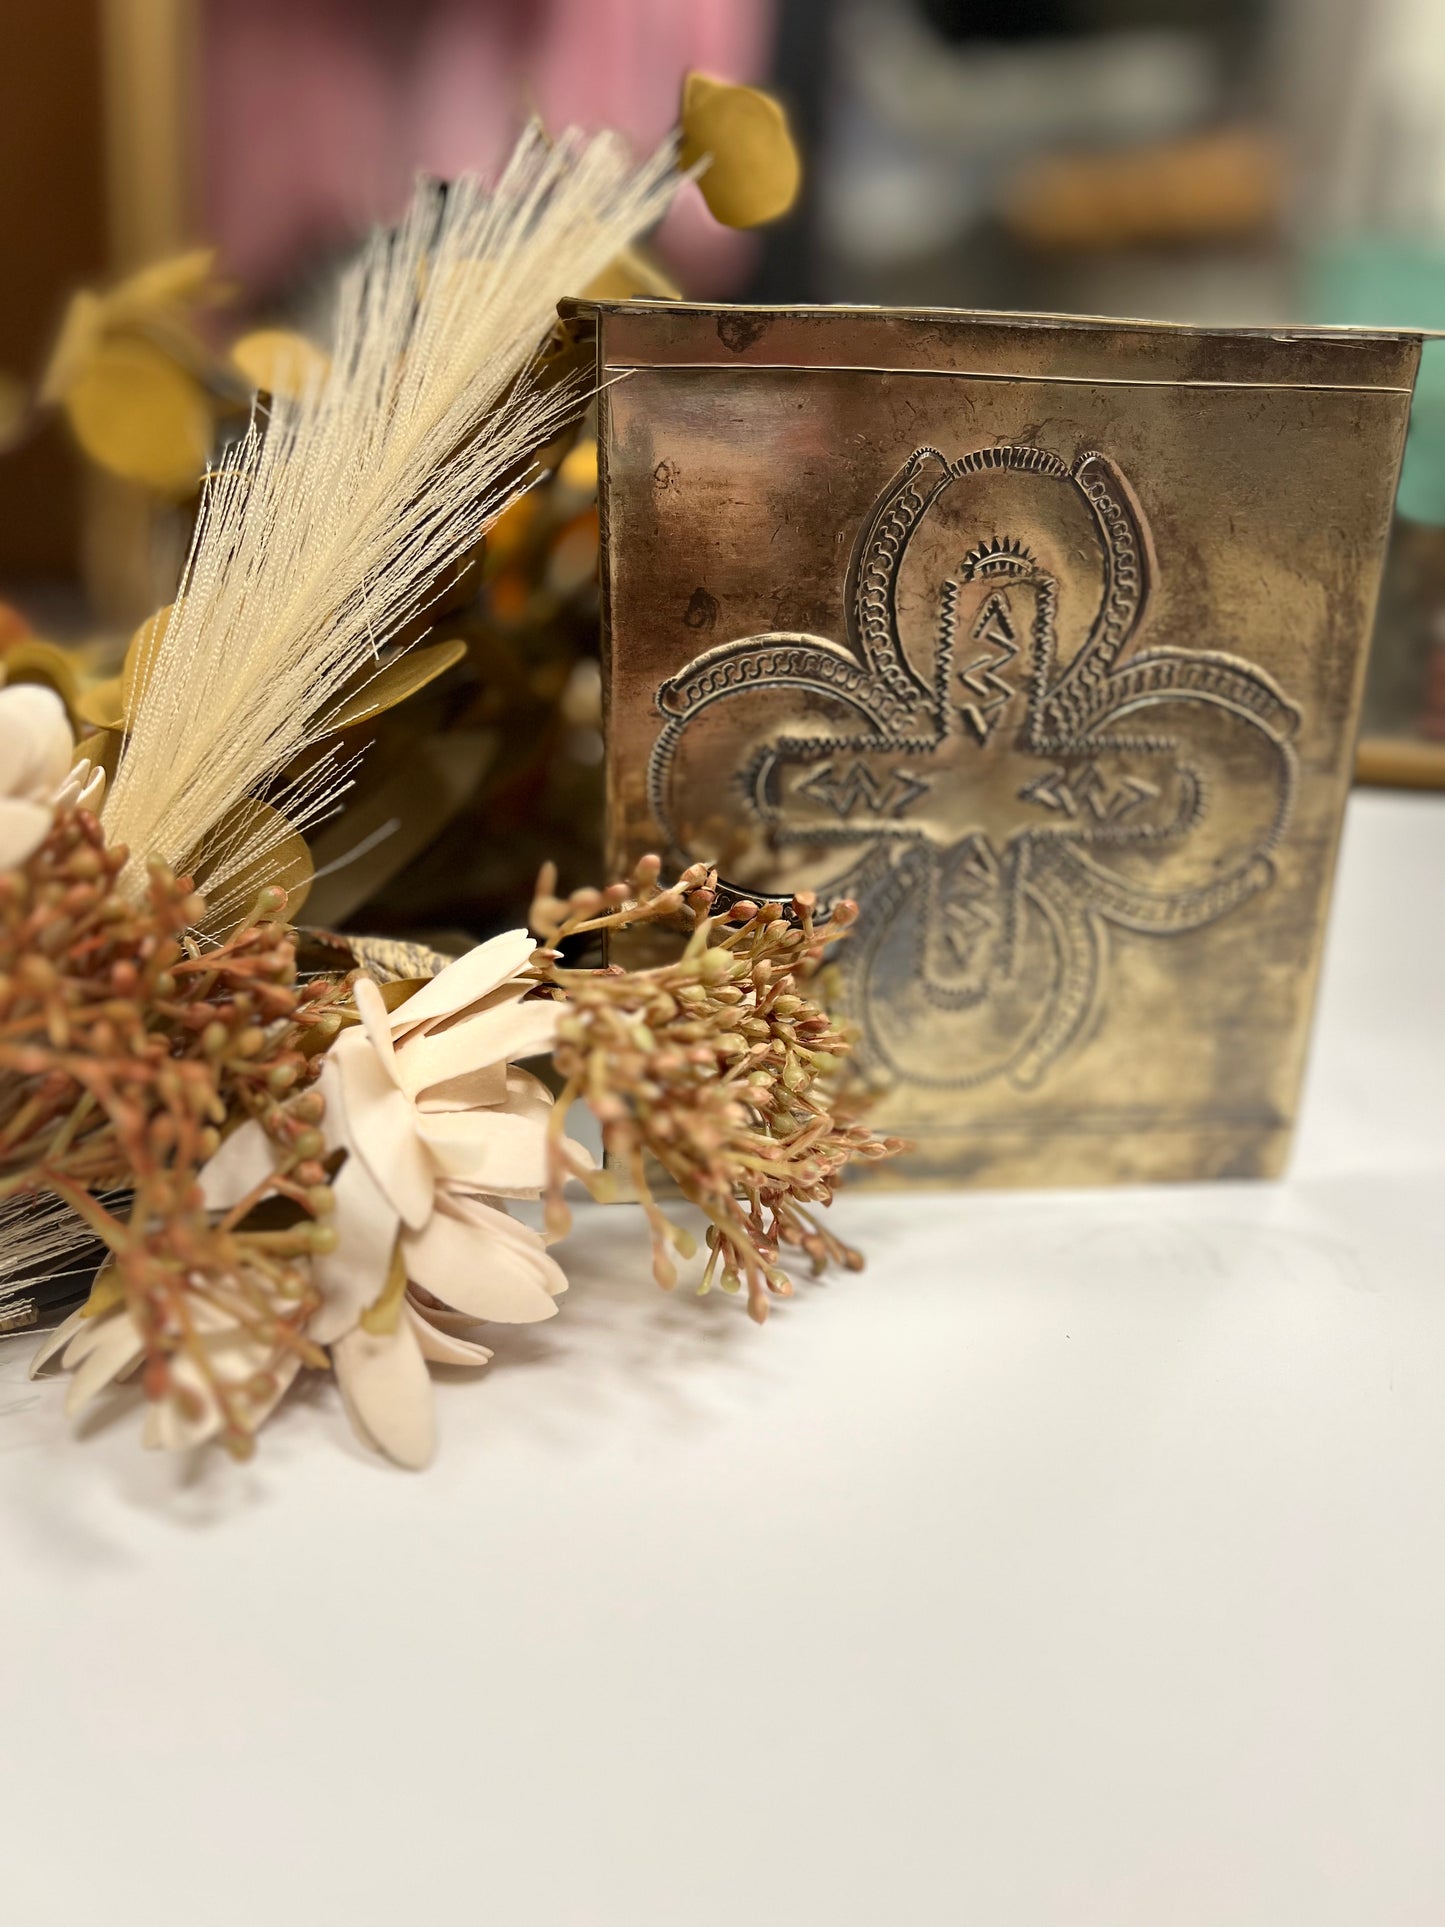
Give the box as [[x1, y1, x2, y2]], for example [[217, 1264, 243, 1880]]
[[99, 0, 197, 269], [0, 1, 107, 584], [86, 0, 198, 625]]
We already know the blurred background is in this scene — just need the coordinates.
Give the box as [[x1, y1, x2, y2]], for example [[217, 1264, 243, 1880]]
[[2, 0, 1444, 936]]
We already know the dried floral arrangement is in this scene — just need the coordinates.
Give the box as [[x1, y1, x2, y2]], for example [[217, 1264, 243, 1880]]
[[0, 78, 805, 944], [0, 91, 900, 1468]]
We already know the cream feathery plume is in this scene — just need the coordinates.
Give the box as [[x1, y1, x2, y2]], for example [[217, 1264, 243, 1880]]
[[0, 1195, 97, 1333], [102, 126, 678, 900]]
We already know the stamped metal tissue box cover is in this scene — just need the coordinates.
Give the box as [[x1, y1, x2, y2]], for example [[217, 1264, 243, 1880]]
[[570, 300, 1419, 1186]]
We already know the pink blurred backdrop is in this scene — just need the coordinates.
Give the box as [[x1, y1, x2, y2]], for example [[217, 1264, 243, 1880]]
[[200, 0, 776, 298]]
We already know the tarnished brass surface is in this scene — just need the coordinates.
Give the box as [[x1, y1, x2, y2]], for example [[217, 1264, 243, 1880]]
[[572, 301, 1419, 1186]]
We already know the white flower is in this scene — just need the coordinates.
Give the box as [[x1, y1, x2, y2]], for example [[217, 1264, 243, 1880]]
[[0, 682, 105, 870], [200, 929, 589, 1467], [31, 1293, 299, 1450]]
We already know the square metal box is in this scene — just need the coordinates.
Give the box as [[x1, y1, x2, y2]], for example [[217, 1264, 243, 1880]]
[[568, 301, 1419, 1185]]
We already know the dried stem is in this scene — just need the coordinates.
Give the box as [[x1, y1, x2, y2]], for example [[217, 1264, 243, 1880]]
[[530, 855, 904, 1321], [0, 803, 352, 1453]]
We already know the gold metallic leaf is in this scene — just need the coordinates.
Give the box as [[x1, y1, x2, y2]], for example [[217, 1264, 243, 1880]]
[[679, 73, 801, 228], [104, 249, 222, 321], [74, 675, 124, 731], [62, 339, 212, 497], [190, 797, 313, 936], [0, 638, 83, 714], [375, 977, 431, 1013], [303, 730, 493, 928], [41, 251, 224, 409], [324, 637, 468, 731], [77, 603, 176, 730], [120, 603, 174, 724], [81, 1260, 124, 1321], [39, 290, 106, 406], [73, 728, 122, 785], [584, 244, 683, 302], [231, 328, 331, 399]]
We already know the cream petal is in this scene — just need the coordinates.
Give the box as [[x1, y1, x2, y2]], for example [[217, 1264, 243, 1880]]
[[437, 1185, 542, 1242], [408, 1301, 487, 1337], [478, 1146, 593, 1202], [139, 1326, 294, 1451], [413, 1060, 509, 1114], [198, 1117, 277, 1212], [187, 1297, 245, 1336], [0, 694, 37, 792], [433, 1070, 591, 1191], [308, 1145, 401, 1345], [246, 1348, 302, 1428], [0, 684, 71, 797], [64, 1315, 145, 1416], [562, 1134, 597, 1174], [307, 1054, 402, 1343], [29, 1306, 88, 1377], [415, 1107, 551, 1193], [352, 975, 403, 1089], [332, 1317, 436, 1469], [413, 976, 530, 1033], [0, 795, 54, 869], [24, 689, 75, 794], [387, 928, 535, 1034], [59, 759, 107, 813], [401, 1203, 560, 1323], [143, 1353, 224, 1451], [60, 1309, 128, 1369], [397, 996, 559, 1100], [205, 1335, 301, 1421], [469, 1128, 597, 1201], [500, 1066, 555, 1125], [436, 1190, 569, 1296], [405, 1296, 494, 1367], [316, 1048, 348, 1147], [334, 1029, 433, 1230]]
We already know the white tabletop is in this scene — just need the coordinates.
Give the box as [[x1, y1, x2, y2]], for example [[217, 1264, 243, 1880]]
[[2, 790, 1442, 1927]]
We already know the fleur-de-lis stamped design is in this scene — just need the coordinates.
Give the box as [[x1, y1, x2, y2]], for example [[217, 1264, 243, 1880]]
[[647, 444, 1299, 1091]]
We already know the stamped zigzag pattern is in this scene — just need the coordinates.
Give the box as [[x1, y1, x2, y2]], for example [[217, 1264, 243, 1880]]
[[646, 440, 1300, 1091]]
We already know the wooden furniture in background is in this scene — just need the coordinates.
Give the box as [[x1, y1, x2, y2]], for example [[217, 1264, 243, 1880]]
[[0, 0, 108, 583]]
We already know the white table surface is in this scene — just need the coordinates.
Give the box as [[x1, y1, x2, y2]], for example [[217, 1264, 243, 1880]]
[[2, 790, 1442, 1927]]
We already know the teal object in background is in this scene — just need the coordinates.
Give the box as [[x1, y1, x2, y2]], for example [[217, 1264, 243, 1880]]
[[1306, 241, 1445, 525]]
